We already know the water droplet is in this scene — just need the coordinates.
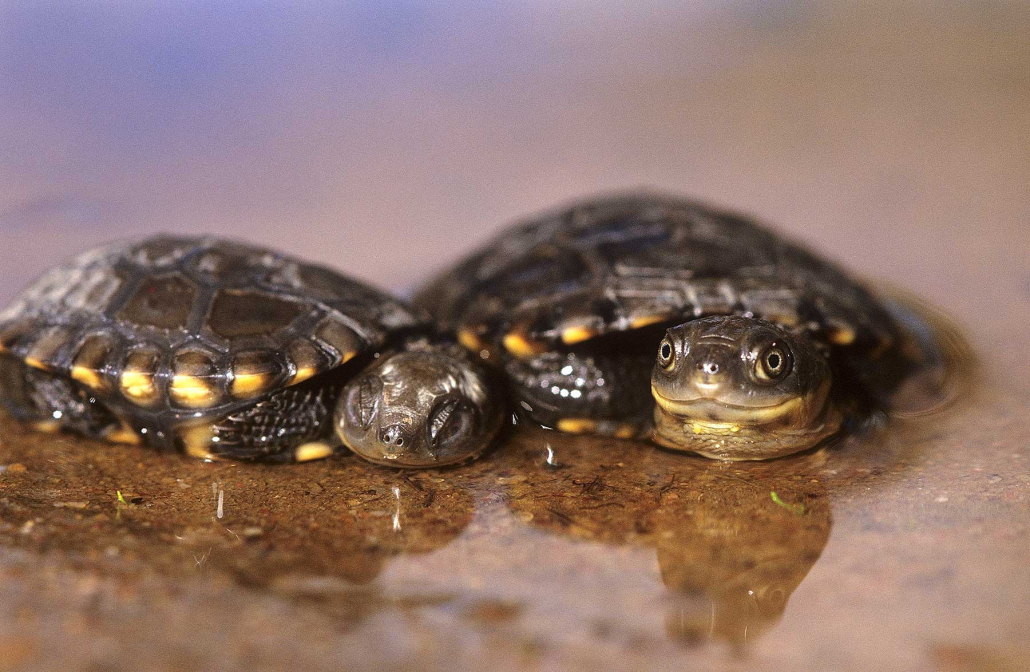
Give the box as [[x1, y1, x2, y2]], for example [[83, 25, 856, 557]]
[[392, 486, 402, 532]]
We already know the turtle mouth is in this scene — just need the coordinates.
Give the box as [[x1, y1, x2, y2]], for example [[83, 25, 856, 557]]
[[651, 387, 805, 425]]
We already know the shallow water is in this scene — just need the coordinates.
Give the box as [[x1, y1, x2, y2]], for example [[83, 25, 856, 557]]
[[0, 365, 1026, 671], [0, 400, 1013, 670], [1, 2, 1029, 670]]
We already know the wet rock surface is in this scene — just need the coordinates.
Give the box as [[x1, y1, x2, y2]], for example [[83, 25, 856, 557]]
[[1, 374, 1028, 670]]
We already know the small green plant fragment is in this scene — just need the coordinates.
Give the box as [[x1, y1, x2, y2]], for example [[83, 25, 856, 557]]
[[116, 490, 127, 505], [770, 491, 805, 515]]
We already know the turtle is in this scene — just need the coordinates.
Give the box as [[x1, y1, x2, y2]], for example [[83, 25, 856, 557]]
[[0, 236, 503, 468], [416, 192, 937, 460]]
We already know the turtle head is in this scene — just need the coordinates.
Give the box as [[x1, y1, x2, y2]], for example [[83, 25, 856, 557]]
[[336, 346, 502, 468], [650, 316, 840, 459]]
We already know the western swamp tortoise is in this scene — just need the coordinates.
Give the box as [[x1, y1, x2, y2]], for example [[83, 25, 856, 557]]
[[0, 236, 502, 468], [417, 192, 946, 460]]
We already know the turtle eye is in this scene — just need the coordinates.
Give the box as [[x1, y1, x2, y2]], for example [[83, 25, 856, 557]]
[[427, 397, 475, 450], [657, 338, 675, 369], [755, 343, 792, 382], [343, 375, 382, 430]]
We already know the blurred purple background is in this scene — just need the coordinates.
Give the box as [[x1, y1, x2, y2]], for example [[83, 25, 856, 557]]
[[1, 2, 1027, 311]]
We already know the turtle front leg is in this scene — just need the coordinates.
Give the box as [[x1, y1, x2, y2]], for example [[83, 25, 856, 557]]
[[177, 380, 342, 463], [503, 351, 654, 439]]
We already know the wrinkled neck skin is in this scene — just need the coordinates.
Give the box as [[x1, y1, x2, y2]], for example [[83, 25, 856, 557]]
[[650, 316, 843, 461], [335, 340, 503, 468]]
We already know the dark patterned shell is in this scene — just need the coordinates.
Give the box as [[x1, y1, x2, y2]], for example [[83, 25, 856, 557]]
[[0, 236, 424, 422], [418, 193, 900, 362]]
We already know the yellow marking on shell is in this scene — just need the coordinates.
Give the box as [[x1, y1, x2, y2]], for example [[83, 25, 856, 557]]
[[767, 312, 800, 327], [104, 425, 141, 446], [23, 357, 47, 371], [314, 317, 362, 362], [23, 326, 72, 371], [613, 424, 637, 439], [120, 347, 163, 405], [503, 331, 546, 358], [71, 365, 105, 390], [71, 334, 116, 392], [287, 340, 328, 385], [31, 420, 62, 433], [557, 418, 598, 434], [120, 370, 158, 406], [457, 327, 485, 351], [561, 325, 598, 345], [230, 351, 285, 399], [170, 349, 223, 409], [629, 314, 668, 329], [291, 366, 318, 385], [231, 372, 273, 398], [339, 350, 358, 364], [180, 425, 217, 461], [170, 375, 218, 408], [828, 326, 856, 346], [295, 441, 334, 462]]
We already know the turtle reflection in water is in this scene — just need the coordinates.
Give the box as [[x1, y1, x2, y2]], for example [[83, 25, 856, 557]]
[[500, 435, 832, 647], [420, 192, 953, 459], [0, 237, 502, 468], [655, 477, 830, 647]]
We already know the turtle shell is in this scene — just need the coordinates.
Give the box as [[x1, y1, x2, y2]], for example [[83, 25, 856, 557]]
[[418, 193, 900, 364], [0, 236, 425, 426]]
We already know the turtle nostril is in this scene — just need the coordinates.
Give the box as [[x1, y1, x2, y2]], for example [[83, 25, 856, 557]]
[[700, 361, 720, 375], [379, 425, 408, 449]]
